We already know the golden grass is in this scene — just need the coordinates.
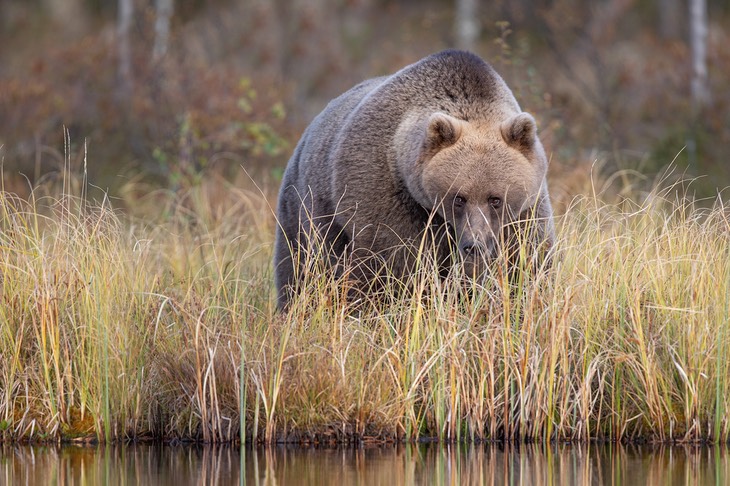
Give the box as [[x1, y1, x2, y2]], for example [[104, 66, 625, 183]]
[[1, 169, 729, 444]]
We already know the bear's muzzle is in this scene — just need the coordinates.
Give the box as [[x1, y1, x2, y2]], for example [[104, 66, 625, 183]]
[[459, 235, 498, 277]]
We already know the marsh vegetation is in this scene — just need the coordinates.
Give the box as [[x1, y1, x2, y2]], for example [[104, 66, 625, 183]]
[[1, 166, 728, 445], [2, 0, 730, 447]]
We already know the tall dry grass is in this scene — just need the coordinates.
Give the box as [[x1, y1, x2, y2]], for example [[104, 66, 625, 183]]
[[1, 167, 729, 444]]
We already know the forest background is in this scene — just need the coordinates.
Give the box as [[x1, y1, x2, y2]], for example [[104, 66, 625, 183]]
[[1, 0, 729, 204]]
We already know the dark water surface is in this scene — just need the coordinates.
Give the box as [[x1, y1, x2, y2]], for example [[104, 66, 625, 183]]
[[2, 442, 728, 485]]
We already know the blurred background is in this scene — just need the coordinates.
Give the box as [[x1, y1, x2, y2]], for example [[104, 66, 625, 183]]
[[1, 0, 729, 203]]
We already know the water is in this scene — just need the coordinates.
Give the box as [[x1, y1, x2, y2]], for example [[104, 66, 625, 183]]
[[2, 442, 728, 485]]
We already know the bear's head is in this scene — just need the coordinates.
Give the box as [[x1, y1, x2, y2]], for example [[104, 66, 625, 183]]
[[397, 110, 550, 276]]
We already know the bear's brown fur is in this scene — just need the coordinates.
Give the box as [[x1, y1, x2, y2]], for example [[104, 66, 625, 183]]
[[274, 50, 554, 309]]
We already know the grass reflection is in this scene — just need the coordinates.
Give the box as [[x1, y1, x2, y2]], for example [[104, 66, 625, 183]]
[[2, 443, 728, 485]]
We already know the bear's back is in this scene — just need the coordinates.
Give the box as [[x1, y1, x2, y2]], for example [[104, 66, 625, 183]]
[[293, 75, 387, 190], [357, 50, 519, 127]]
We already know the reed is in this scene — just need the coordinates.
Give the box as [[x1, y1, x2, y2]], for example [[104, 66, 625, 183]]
[[1, 170, 729, 444]]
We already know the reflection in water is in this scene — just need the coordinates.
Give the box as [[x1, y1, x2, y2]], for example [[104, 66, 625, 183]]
[[1, 442, 728, 485]]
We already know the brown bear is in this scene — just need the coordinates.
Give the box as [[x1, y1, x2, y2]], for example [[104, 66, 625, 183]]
[[274, 50, 554, 310]]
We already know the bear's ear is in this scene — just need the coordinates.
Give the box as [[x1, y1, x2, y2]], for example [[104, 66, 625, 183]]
[[424, 112, 463, 155], [501, 113, 537, 154]]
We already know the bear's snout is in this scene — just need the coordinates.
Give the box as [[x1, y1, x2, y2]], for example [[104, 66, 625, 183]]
[[459, 236, 498, 260]]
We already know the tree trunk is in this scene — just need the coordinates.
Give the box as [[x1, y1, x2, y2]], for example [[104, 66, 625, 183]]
[[455, 0, 479, 51], [117, 0, 134, 102], [153, 0, 174, 62], [689, 0, 710, 111]]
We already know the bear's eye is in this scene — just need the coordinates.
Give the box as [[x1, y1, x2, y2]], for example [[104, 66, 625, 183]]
[[488, 197, 502, 209], [453, 195, 466, 209]]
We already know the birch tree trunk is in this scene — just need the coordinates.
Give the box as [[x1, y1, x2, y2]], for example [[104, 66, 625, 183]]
[[455, 0, 479, 51], [153, 0, 174, 62], [689, 0, 710, 111], [117, 0, 134, 102]]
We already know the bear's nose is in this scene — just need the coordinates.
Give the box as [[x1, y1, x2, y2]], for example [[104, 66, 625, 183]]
[[460, 238, 498, 258]]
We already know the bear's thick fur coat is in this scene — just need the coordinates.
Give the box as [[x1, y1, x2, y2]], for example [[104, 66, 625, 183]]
[[274, 50, 554, 309]]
